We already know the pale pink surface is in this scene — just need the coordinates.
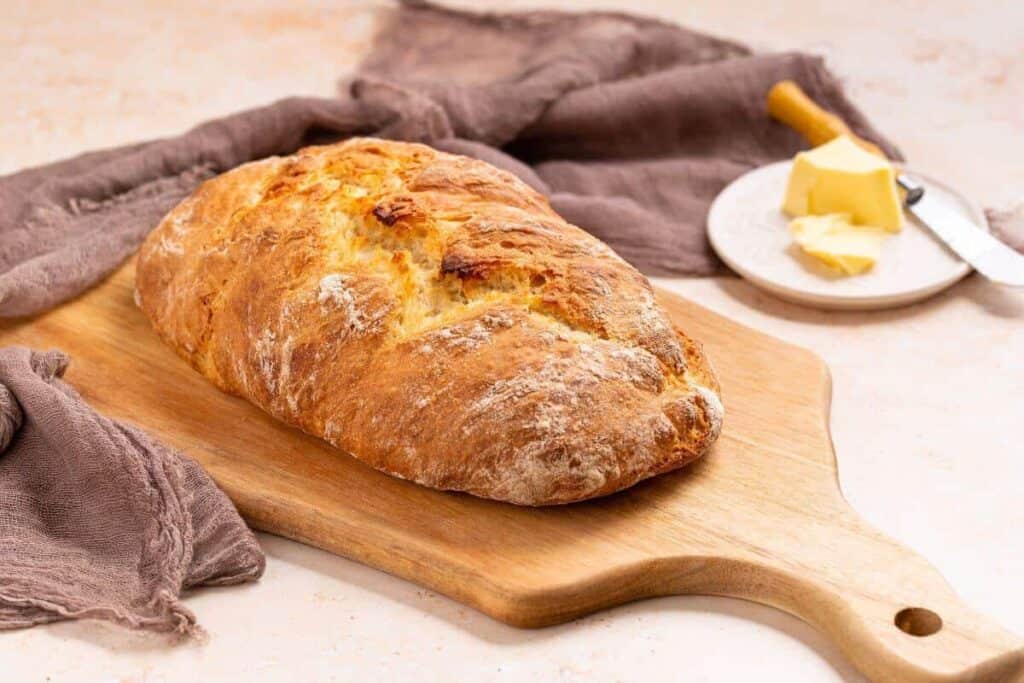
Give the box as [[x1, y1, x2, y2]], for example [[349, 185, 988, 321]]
[[2, 1, 1022, 681]]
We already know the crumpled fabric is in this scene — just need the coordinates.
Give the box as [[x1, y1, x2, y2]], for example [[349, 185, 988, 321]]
[[0, 0, 917, 318], [0, 348, 264, 634], [2, 0, 1016, 636]]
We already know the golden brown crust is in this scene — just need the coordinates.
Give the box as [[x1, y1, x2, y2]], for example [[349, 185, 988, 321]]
[[135, 138, 723, 505]]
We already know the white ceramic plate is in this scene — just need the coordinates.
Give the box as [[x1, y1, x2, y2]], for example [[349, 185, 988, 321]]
[[707, 161, 986, 310]]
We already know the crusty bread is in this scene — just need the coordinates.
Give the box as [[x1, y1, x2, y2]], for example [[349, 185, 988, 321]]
[[135, 138, 723, 505]]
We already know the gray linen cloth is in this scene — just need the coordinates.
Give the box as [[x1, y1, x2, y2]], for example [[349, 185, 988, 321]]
[[0, 1, 915, 318], [0, 348, 264, 634], [3, 0, 1017, 636]]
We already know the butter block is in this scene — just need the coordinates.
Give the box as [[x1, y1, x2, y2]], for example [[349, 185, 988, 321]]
[[789, 213, 889, 275], [783, 136, 904, 232]]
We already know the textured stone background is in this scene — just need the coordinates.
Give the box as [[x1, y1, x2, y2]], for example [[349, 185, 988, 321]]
[[2, 2, 1022, 681]]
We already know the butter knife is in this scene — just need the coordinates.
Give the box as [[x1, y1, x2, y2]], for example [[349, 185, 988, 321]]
[[768, 80, 1024, 287], [897, 175, 1024, 287]]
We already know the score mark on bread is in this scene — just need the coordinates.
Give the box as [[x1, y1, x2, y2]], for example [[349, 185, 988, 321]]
[[135, 138, 723, 505]]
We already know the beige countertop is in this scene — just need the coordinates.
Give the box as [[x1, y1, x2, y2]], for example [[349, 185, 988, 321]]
[[2, 1, 1022, 681]]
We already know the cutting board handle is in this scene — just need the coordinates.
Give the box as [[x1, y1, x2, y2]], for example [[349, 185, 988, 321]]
[[667, 512, 1024, 682]]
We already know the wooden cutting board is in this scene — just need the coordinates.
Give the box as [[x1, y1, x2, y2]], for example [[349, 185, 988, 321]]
[[2, 261, 1021, 682]]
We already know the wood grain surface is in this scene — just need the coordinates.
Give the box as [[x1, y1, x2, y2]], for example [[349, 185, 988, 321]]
[[2, 261, 1021, 682]]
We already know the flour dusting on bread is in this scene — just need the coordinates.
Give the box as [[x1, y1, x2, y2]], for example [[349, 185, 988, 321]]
[[135, 137, 723, 505], [317, 274, 365, 333]]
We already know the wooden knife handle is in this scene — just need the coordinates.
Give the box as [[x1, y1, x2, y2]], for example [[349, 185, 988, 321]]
[[767, 80, 887, 158]]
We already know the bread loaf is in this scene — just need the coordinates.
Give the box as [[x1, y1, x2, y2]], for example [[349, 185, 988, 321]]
[[135, 138, 723, 505]]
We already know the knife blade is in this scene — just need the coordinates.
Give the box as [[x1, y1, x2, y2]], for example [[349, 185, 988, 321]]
[[897, 174, 1024, 287]]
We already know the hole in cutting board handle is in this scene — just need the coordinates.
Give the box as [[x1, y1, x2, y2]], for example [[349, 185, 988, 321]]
[[895, 607, 943, 636]]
